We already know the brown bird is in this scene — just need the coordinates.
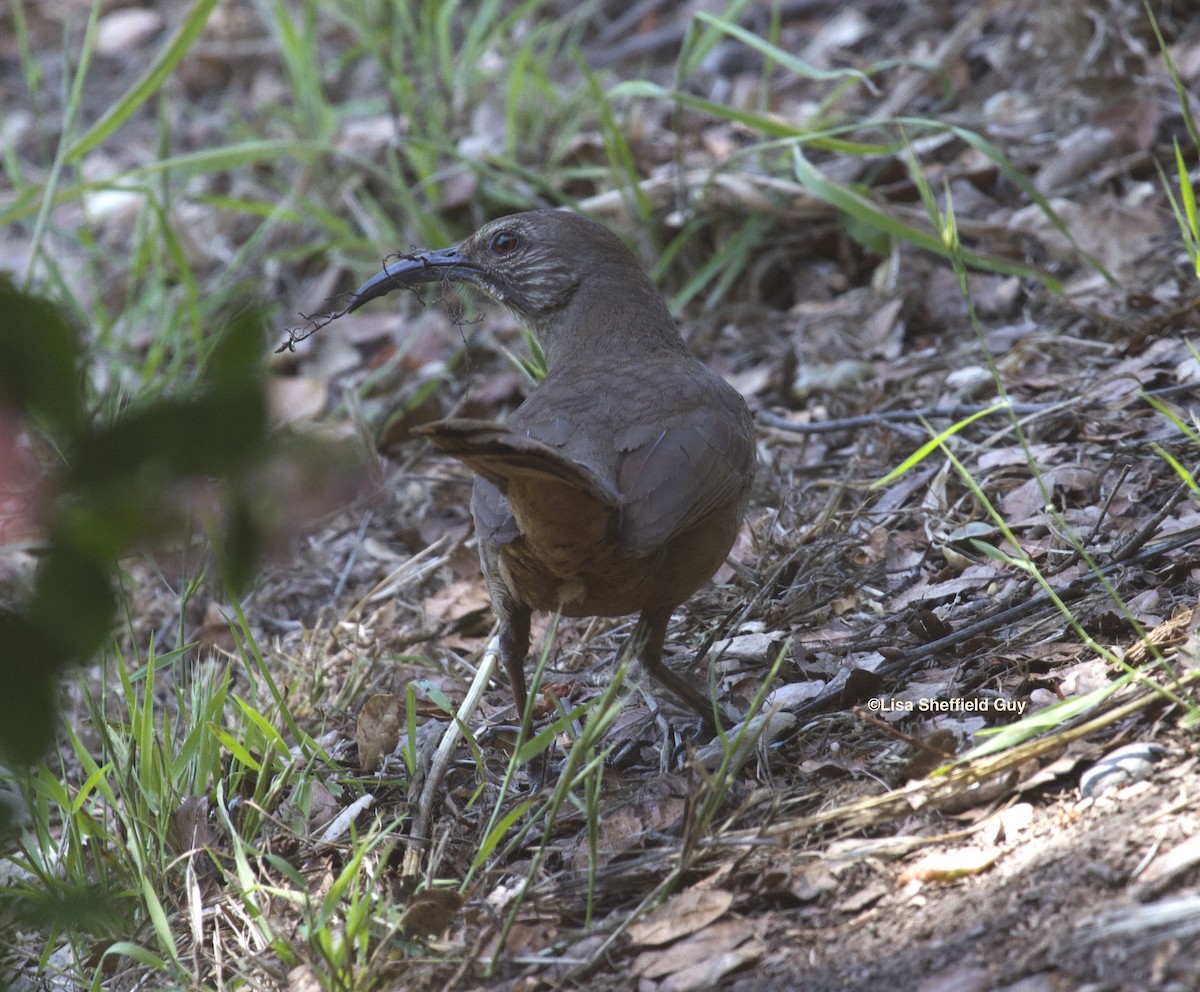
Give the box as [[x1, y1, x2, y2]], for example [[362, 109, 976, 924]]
[[348, 210, 755, 729]]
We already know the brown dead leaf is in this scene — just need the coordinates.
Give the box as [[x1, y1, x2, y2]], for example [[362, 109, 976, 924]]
[[901, 728, 960, 781], [889, 571, 995, 611], [1100, 338, 1188, 400], [792, 358, 873, 397], [1033, 658, 1110, 707], [1034, 125, 1119, 194], [763, 681, 825, 711], [657, 945, 758, 992], [304, 778, 341, 834], [95, 7, 163, 56], [196, 601, 236, 655], [897, 846, 999, 885], [1001, 464, 1099, 524], [633, 918, 758, 978], [567, 808, 648, 871], [501, 919, 558, 956], [788, 863, 840, 902], [338, 114, 398, 157], [634, 918, 765, 992], [837, 880, 888, 913], [934, 769, 1021, 815], [286, 964, 323, 992], [861, 297, 905, 359], [268, 375, 328, 425], [1130, 832, 1200, 902], [799, 755, 869, 777], [802, 8, 869, 66], [997, 802, 1035, 839], [167, 796, 219, 859], [424, 576, 492, 624], [356, 693, 402, 772], [398, 887, 463, 938], [423, 576, 494, 649], [977, 801, 1036, 846], [917, 964, 993, 992], [701, 124, 738, 160], [976, 443, 1060, 470], [626, 888, 734, 947], [710, 630, 786, 662]]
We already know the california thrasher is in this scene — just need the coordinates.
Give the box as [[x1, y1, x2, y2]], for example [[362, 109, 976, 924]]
[[348, 210, 755, 728]]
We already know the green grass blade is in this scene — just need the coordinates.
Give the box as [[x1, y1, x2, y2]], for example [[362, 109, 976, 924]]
[[793, 146, 1058, 287], [694, 11, 873, 86], [65, 0, 220, 163], [139, 875, 181, 966], [473, 799, 534, 867], [1153, 444, 1200, 498], [1144, 391, 1200, 444], [873, 402, 1008, 487]]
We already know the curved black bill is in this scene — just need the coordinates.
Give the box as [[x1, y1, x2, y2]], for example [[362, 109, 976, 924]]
[[346, 245, 476, 313]]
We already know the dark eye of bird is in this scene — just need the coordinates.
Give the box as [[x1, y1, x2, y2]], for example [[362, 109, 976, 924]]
[[489, 230, 520, 255]]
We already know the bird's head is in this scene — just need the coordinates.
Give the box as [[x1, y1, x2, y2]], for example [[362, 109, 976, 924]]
[[347, 210, 678, 363]]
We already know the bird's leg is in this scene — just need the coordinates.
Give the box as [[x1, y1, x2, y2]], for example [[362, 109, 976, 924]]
[[631, 607, 718, 733], [498, 604, 532, 722], [497, 603, 551, 787]]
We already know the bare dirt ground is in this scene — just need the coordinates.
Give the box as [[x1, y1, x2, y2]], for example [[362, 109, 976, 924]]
[[6, 1, 1200, 990]]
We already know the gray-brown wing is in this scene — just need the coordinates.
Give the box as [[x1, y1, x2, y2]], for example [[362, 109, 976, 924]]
[[614, 403, 754, 557], [417, 418, 619, 504], [418, 417, 621, 549]]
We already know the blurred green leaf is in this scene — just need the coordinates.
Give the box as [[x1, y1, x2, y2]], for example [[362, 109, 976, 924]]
[[0, 610, 61, 763], [68, 391, 264, 486], [0, 281, 83, 441], [28, 545, 117, 659], [220, 492, 262, 594], [0, 293, 274, 764], [2, 883, 130, 932]]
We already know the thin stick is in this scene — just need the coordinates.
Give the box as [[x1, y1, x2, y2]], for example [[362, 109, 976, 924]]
[[404, 634, 500, 876]]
